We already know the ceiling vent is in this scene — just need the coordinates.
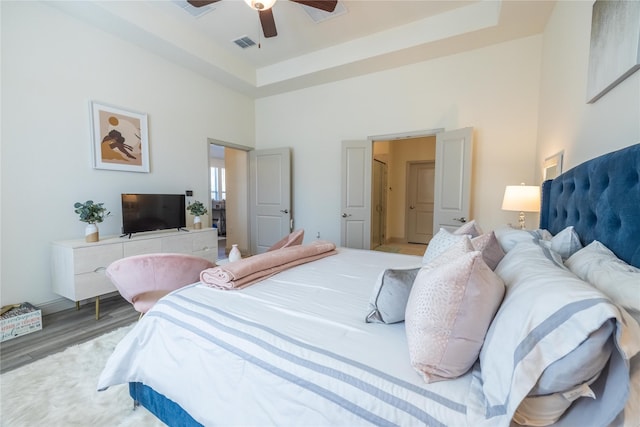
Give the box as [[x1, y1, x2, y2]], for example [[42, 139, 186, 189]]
[[233, 36, 257, 49], [301, 1, 347, 23], [173, 0, 215, 18]]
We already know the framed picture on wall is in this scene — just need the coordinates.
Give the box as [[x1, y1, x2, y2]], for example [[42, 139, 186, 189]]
[[90, 101, 149, 172], [586, 0, 640, 103], [543, 151, 563, 181]]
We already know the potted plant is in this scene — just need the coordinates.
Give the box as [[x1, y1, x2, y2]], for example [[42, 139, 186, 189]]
[[187, 200, 208, 229], [73, 200, 111, 242]]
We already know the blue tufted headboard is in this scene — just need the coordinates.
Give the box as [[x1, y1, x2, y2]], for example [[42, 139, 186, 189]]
[[540, 143, 640, 268]]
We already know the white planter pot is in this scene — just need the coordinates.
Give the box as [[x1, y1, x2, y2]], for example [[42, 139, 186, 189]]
[[194, 216, 202, 229], [85, 223, 99, 243]]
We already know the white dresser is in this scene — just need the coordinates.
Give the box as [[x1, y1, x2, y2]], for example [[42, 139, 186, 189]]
[[51, 228, 217, 317]]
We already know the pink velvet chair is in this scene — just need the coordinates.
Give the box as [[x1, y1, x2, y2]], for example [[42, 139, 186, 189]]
[[106, 253, 214, 315]]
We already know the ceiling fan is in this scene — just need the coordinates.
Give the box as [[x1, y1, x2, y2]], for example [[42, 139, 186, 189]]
[[187, 0, 338, 38]]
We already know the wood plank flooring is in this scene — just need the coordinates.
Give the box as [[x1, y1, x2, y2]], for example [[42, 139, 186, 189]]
[[0, 295, 138, 374]]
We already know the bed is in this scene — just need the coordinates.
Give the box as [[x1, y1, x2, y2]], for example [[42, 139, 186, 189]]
[[98, 143, 640, 427]]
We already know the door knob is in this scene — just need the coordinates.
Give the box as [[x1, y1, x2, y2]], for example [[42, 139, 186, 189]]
[[280, 209, 289, 214], [409, 205, 415, 209], [341, 213, 352, 218], [453, 217, 467, 223]]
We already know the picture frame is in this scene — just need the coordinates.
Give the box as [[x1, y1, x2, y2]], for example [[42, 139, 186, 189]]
[[543, 151, 563, 181], [90, 101, 149, 172], [586, 0, 640, 103]]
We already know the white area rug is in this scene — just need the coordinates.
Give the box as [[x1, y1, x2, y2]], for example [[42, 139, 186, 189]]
[[0, 325, 165, 427]]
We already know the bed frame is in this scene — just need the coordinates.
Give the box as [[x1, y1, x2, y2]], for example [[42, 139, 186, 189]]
[[130, 143, 640, 425]]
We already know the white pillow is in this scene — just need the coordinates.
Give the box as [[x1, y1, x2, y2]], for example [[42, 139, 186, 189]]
[[422, 228, 470, 264], [494, 226, 552, 253], [406, 251, 505, 383], [565, 240, 640, 323], [481, 240, 640, 426], [544, 225, 583, 260]]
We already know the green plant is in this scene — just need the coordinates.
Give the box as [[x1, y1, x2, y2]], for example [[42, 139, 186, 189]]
[[187, 200, 208, 216], [73, 200, 111, 224]]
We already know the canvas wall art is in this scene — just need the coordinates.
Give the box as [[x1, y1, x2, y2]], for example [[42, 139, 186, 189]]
[[90, 101, 149, 172], [586, 0, 640, 103]]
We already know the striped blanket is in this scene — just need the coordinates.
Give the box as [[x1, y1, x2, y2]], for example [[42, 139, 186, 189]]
[[98, 248, 487, 426]]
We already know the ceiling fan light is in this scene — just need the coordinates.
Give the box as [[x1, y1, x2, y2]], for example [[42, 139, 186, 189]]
[[244, 0, 276, 10]]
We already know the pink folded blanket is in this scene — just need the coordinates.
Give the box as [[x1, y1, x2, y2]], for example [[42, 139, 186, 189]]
[[200, 240, 337, 290]]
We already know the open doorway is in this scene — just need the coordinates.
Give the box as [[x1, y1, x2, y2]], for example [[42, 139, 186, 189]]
[[370, 135, 436, 255], [209, 140, 250, 259]]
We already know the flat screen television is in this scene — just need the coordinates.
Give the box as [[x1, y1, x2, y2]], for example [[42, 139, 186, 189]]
[[121, 193, 186, 237]]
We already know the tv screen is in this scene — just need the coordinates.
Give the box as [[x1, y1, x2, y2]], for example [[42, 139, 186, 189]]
[[121, 194, 186, 236]]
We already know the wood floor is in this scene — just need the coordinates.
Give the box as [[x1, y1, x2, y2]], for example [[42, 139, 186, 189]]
[[0, 295, 138, 374]]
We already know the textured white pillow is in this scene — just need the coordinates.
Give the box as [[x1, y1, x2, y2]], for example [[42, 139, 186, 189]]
[[405, 251, 505, 383], [422, 228, 471, 264], [565, 241, 640, 323]]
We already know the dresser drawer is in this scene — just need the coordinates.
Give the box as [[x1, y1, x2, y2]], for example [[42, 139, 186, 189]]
[[192, 231, 217, 253], [124, 238, 162, 257], [73, 244, 122, 274], [161, 234, 193, 253], [74, 272, 116, 301]]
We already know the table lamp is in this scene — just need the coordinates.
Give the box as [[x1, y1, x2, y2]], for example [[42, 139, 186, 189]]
[[501, 183, 540, 229]]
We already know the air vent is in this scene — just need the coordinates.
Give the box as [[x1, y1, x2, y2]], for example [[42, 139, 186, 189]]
[[301, 1, 347, 23], [173, 0, 214, 18], [233, 36, 257, 49]]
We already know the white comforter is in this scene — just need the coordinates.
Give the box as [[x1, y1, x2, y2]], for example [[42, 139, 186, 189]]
[[98, 248, 491, 426], [98, 247, 640, 427]]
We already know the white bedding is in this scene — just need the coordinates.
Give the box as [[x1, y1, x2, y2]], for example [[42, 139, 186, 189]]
[[98, 248, 489, 426], [98, 247, 640, 427]]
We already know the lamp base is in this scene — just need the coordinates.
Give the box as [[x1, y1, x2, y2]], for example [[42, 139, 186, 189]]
[[518, 211, 526, 230]]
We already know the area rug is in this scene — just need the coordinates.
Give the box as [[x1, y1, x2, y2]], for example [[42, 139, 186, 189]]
[[0, 325, 164, 427]]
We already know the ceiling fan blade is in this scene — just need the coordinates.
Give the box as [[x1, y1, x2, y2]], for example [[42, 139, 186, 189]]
[[186, 0, 221, 7], [259, 9, 278, 38], [290, 0, 337, 13]]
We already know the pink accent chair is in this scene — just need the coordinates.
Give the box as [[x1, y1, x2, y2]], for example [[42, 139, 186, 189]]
[[106, 253, 214, 315], [267, 229, 304, 251]]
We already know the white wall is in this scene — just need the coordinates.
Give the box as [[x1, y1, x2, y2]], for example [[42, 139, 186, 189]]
[[255, 36, 544, 244], [536, 1, 640, 175], [1, 2, 254, 309]]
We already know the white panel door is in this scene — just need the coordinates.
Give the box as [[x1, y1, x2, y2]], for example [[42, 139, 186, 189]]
[[433, 128, 474, 232], [249, 148, 291, 254], [406, 161, 435, 244], [341, 140, 371, 249]]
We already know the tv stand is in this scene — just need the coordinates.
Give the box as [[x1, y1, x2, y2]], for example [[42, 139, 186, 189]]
[[51, 228, 217, 319]]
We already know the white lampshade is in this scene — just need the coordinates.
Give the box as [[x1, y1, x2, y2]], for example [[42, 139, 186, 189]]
[[501, 185, 541, 212], [244, 0, 276, 10]]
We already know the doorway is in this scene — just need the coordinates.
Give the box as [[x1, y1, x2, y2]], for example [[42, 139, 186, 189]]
[[209, 140, 249, 258], [370, 135, 436, 249]]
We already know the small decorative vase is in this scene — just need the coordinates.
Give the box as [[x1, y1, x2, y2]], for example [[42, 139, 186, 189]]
[[229, 244, 241, 262], [85, 223, 99, 243], [193, 215, 202, 229]]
